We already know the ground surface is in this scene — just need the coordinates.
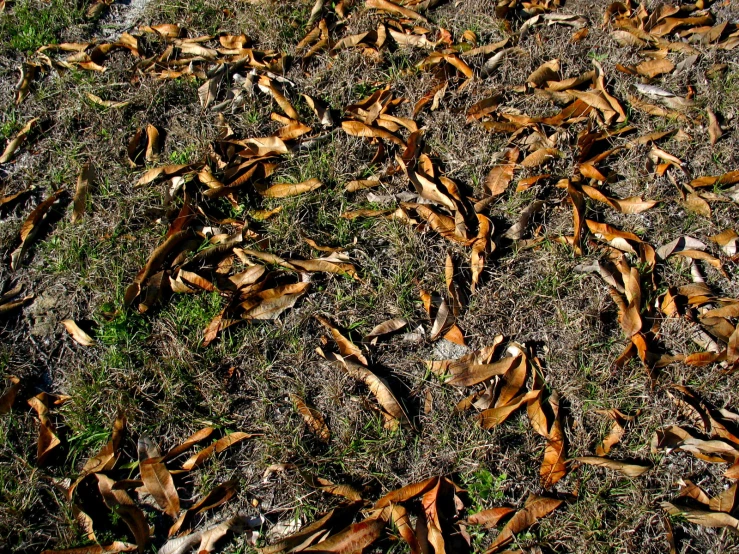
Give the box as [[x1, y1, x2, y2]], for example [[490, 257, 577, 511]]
[[1, 0, 739, 553]]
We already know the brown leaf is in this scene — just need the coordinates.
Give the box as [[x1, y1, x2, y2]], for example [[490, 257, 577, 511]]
[[486, 494, 563, 553], [661, 502, 739, 532], [145, 125, 160, 162], [574, 456, 651, 477], [527, 59, 560, 87], [485, 148, 519, 197], [365, 318, 407, 342], [291, 394, 330, 443], [342, 120, 405, 147], [160, 513, 261, 554], [0, 375, 21, 414], [707, 108, 722, 145], [421, 478, 446, 554], [470, 214, 493, 293], [375, 477, 439, 508], [181, 432, 254, 470], [61, 320, 95, 346], [140, 459, 180, 518], [162, 427, 214, 462], [678, 479, 710, 505], [86, 91, 128, 108], [72, 163, 92, 223], [390, 504, 420, 554], [316, 315, 368, 365], [11, 189, 65, 270], [466, 507, 515, 528], [520, 148, 562, 168], [242, 282, 310, 320], [302, 516, 387, 552], [96, 474, 151, 551], [78, 411, 126, 477], [581, 185, 657, 214], [636, 58, 675, 78], [684, 192, 711, 218], [541, 438, 567, 489], [690, 171, 739, 189], [504, 200, 544, 240], [366, 0, 428, 22], [568, 181, 585, 255], [169, 479, 238, 536], [0, 117, 38, 164], [41, 542, 137, 554], [28, 393, 65, 465], [478, 390, 539, 429], [260, 178, 322, 198], [320, 350, 409, 429], [709, 483, 738, 513]]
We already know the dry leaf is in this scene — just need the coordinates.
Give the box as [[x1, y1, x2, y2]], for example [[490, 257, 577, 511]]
[[466, 507, 515, 528], [320, 350, 409, 429], [487, 494, 563, 553], [0, 117, 39, 164], [291, 394, 330, 443], [260, 178, 322, 198], [72, 163, 92, 223], [661, 502, 739, 533], [375, 477, 439, 508], [485, 148, 519, 196], [636, 58, 675, 78], [707, 108, 722, 145], [365, 319, 407, 342], [574, 456, 651, 477], [169, 480, 238, 537], [41, 542, 137, 554], [520, 148, 562, 168], [181, 432, 254, 470], [0, 375, 21, 414], [61, 320, 95, 346], [140, 459, 180, 518]]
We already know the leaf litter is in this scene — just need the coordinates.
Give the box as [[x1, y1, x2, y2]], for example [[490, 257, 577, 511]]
[[4, 0, 739, 552]]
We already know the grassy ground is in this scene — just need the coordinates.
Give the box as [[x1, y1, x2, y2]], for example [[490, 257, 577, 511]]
[[1, 0, 739, 553]]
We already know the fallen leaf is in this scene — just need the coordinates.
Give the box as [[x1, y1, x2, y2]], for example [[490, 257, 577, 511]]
[[260, 178, 322, 198], [466, 507, 515, 528], [527, 59, 560, 87], [140, 458, 180, 518], [520, 148, 562, 168], [661, 502, 739, 533], [302, 516, 386, 552], [72, 163, 92, 223], [61, 320, 95, 346], [636, 58, 675, 78], [291, 394, 330, 443], [41, 543, 137, 554], [485, 148, 519, 196], [707, 108, 722, 145], [0, 117, 39, 164], [28, 392, 66, 465], [241, 282, 310, 320], [487, 494, 562, 553], [375, 477, 439, 508], [365, 319, 407, 342], [85, 93, 129, 109], [0, 375, 21, 414], [320, 350, 409, 429], [169, 479, 239, 536], [159, 514, 262, 554], [574, 456, 651, 477], [181, 432, 254, 470], [10, 188, 64, 270]]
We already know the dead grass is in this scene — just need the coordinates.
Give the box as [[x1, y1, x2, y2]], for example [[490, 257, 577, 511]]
[[1, 0, 739, 553]]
